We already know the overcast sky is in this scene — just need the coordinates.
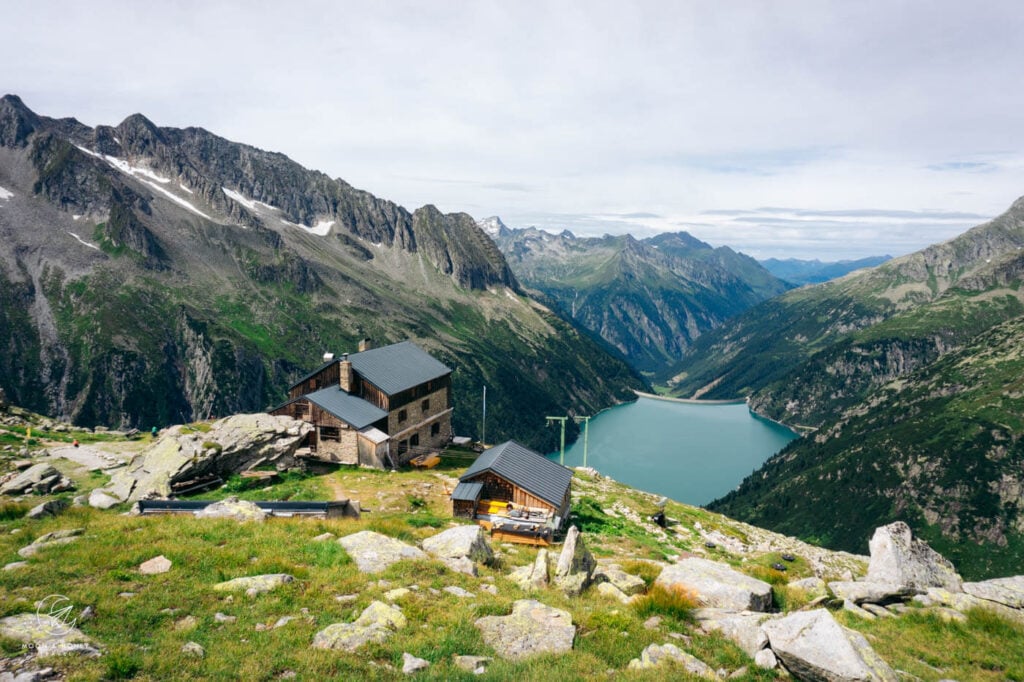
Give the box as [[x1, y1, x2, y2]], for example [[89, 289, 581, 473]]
[[5, 1, 1024, 259]]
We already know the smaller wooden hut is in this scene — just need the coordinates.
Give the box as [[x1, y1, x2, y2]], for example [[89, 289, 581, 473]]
[[452, 440, 572, 546]]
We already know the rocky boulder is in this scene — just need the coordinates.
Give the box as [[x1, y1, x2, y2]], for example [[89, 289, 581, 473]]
[[421, 524, 494, 565], [25, 498, 68, 520], [594, 563, 647, 596], [866, 522, 961, 593], [1, 463, 73, 495], [312, 601, 406, 651], [88, 489, 122, 510], [194, 496, 266, 522], [828, 581, 915, 605], [627, 642, 715, 677], [508, 549, 550, 590], [763, 609, 898, 682], [963, 575, 1024, 609], [553, 526, 596, 597], [693, 608, 773, 658], [474, 599, 575, 660], [100, 414, 312, 501], [655, 557, 772, 611], [338, 531, 426, 574], [17, 528, 83, 558], [213, 574, 294, 595], [0, 612, 101, 657]]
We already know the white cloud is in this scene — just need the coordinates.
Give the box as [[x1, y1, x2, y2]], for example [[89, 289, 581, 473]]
[[3, 1, 1023, 259]]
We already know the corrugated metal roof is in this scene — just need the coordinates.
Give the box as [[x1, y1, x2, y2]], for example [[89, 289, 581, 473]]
[[459, 440, 572, 508], [349, 341, 452, 396], [451, 481, 484, 502], [305, 387, 388, 429]]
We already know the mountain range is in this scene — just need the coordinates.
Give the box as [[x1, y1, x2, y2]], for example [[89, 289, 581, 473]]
[[759, 255, 892, 286], [668, 198, 1024, 578], [483, 217, 791, 377], [0, 94, 645, 451]]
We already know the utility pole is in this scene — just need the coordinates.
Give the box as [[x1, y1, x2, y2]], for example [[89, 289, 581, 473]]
[[545, 416, 567, 465], [481, 386, 487, 447], [573, 415, 591, 468]]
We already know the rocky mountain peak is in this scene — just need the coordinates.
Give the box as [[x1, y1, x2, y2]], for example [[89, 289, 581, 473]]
[[0, 93, 41, 147], [477, 215, 510, 238]]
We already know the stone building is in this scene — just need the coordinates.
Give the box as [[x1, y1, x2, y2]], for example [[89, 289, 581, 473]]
[[271, 341, 453, 468]]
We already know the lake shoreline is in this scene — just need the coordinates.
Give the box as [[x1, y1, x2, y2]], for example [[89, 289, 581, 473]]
[[632, 390, 747, 405]]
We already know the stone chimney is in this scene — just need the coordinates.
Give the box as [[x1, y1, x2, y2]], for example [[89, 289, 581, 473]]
[[339, 353, 354, 393], [358, 338, 372, 352]]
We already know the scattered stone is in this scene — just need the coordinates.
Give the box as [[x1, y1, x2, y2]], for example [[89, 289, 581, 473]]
[[627, 643, 715, 677], [335, 594, 358, 604], [384, 588, 411, 602], [87, 489, 121, 510], [3, 561, 28, 571], [508, 549, 550, 590], [763, 609, 898, 682], [828, 580, 914, 605], [643, 616, 662, 630], [843, 599, 877, 620], [338, 531, 426, 574], [474, 599, 575, 660], [443, 586, 474, 599], [554, 526, 597, 597], [17, 528, 84, 558], [25, 499, 68, 520], [788, 576, 828, 599], [453, 655, 491, 674], [963, 575, 1024, 609], [421, 524, 494, 565], [693, 609, 772, 658], [931, 606, 968, 623], [0, 613, 101, 657], [730, 666, 749, 679], [195, 496, 266, 522], [139, 555, 172, 575], [594, 563, 646, 596], [273, 616, 295, 629], [214, 612, 236, 624], [181, 641, 205, 657], [442, 556, 477, 577], [861, 603, 894, 618], [754, 648, 778, 670], [656, 557, 773, 611], [1, 463, 71, 496], [312, 532, 335, 542], [401, 652, 430, 674], [597, 581, 632, 604], [479, 584, 498, 596], [866, 522, 962, 593], [213, 574, 294, 594], [174, 616, 198, 630], [312, 601, 407, 651]]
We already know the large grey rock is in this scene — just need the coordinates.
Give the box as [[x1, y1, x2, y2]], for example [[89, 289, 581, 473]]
[[627, 643, 715, 677], [194, 496, 266, 522], [17, 528, 83, 558], [312, 601, 406, 651], [655, 557, 773, 612], [763, 609, 898, 682], [866, 522, 961, 593], [1, 463, 64, 495], [26, 498, 68, 520], [924, 586, 1024, 625], [595, 564, 647, 596], [338, 531, 426, 573], [421, 524, 494, 564], [788, 576, 828, 599], [828, 581, 914, 605], [553, 526, 596, 597], [88, 489, 122, 510], [0, 613, 101, 657], [508, 549, 549, 590], [475, 599, 575, 660], [213, 574, 294, 594], [693, 608, 773, 657], [100, 414, 312, 501], [963, 576, 1024, 609]]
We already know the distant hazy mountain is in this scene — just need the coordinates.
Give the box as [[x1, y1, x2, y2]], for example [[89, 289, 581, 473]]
[[485, 219, 791, 376], [670, 196, 1024, 578], [0, 94, 646, 450], [760, 255, 892, 285]]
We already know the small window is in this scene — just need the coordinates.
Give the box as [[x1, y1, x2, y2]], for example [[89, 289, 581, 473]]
[[431, 423, 440, 437], [410, 433, 420, 447], [320, 426, 340, 442], [421, 399, 430, 412], [398, 409, 407, 422]]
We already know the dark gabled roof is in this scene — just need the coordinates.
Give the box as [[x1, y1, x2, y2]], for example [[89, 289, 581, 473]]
[[305, 387, 387, 429], [349, 341, 451, 396], [459, 440, 572, 508], [289, 357, 338, 392], [451, 481, 484, 502]]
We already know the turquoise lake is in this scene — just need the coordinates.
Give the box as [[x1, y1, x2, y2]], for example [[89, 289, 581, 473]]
[[547, 397, 798, 506]]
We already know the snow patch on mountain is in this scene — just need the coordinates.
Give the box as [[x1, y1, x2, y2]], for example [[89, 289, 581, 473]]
[[68, 232, 100, 250], [0, 185, 12, 201], [477, 216, 508, 238]]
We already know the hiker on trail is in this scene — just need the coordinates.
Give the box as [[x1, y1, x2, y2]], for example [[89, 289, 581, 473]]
[[151, 426, 158, 438], [72, 439, 79, 448]]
